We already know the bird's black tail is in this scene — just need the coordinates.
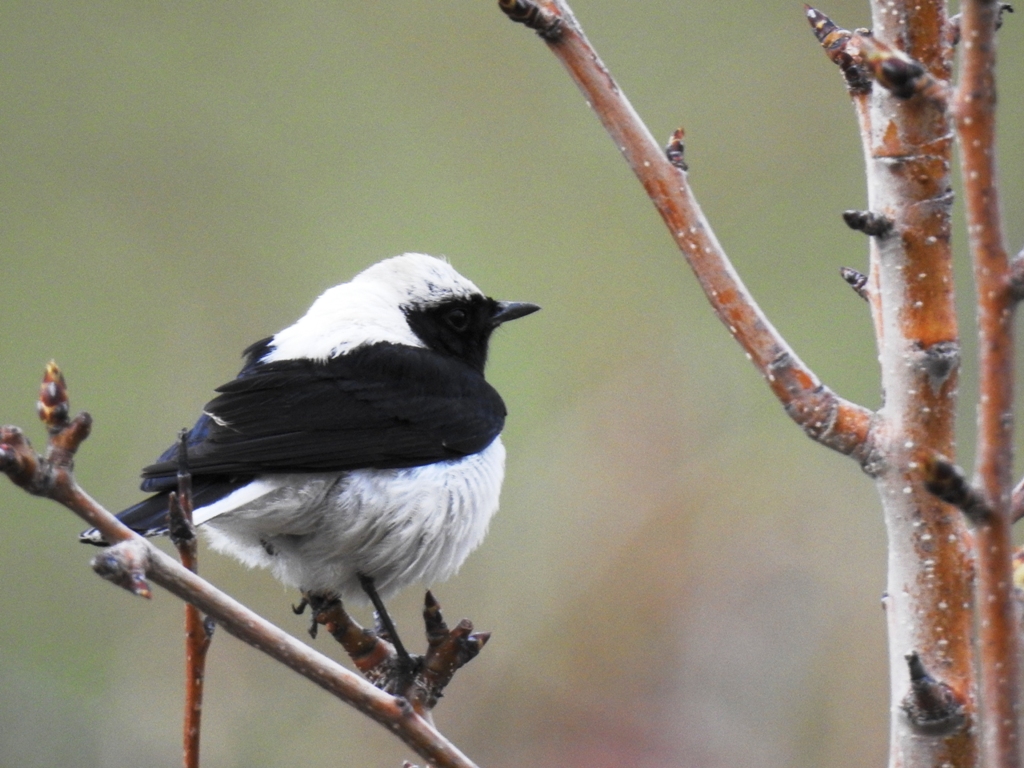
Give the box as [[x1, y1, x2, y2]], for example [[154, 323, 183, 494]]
[[79, 478, 251, 545]]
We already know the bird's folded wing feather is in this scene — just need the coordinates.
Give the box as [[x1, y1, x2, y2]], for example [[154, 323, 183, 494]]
[[140, 342, 507, 482]]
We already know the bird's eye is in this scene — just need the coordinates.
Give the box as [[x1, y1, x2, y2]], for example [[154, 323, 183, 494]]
[[445, 308, 469, 331]]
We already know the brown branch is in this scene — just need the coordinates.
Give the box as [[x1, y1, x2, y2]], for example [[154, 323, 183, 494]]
[[500, 0, 875, 465], [167, 433, 212, 768], [0, 363, 480, 768], [954, 0, 1022, 765]]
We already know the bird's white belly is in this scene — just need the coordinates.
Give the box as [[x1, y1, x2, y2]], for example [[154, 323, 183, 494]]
[[199, 438, 506, 601]]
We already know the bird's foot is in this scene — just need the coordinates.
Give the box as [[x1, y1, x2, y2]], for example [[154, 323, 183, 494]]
[[294, 589, 490, 711]]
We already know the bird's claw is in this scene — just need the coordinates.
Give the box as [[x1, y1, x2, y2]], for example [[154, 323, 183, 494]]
[[296, 590, 343, 639]]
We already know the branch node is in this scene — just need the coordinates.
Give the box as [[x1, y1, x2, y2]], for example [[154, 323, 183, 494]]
[[665, 128, 688, 171], [498, 0, 563, 41], [168, 431, 197, 547], [842, 209, 893, 237], [900, 651, 966, 734], [804, 6, 872, 94], [395, 696, 415, 718], [856, 35, 947, 104], [47, 413, 92, 469], [0, 426, 47, 494], [839, 267, 870, 301], [91, 540, 152, 599], [923, 454, 992, 522], [914, 340, 960, 395]]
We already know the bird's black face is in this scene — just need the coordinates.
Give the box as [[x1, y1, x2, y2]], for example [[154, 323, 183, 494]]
[[404, 296, 503, 373]]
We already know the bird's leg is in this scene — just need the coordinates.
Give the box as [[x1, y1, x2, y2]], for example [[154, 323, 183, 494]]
[[357, 574, 412, 669]]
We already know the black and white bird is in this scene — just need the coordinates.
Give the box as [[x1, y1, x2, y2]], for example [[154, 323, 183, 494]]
[[82, 253, 538, 616]]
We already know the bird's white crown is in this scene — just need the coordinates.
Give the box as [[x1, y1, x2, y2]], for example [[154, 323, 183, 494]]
[[263, 253, 484, 363]]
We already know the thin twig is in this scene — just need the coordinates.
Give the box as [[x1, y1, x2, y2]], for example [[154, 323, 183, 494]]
[[501, 0, 875, 465], [954, 0, 1022, 764], [168, 433, 212, 768], [805, 8, 883, 345]]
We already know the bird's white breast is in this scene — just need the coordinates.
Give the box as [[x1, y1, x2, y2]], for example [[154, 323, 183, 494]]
[[198, 438, 506, 601]]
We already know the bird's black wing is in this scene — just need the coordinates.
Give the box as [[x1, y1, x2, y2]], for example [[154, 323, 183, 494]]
[[140, 342, 507, 482]]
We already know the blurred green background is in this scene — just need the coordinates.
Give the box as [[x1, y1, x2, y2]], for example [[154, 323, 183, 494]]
[[2, 2, 1023, 766]]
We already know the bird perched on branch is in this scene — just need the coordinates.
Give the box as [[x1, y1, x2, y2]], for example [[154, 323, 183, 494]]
[[82, 253, 538, 623]]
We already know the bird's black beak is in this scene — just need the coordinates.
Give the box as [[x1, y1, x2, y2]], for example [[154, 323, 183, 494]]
[[490, 301, 540, 327]]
